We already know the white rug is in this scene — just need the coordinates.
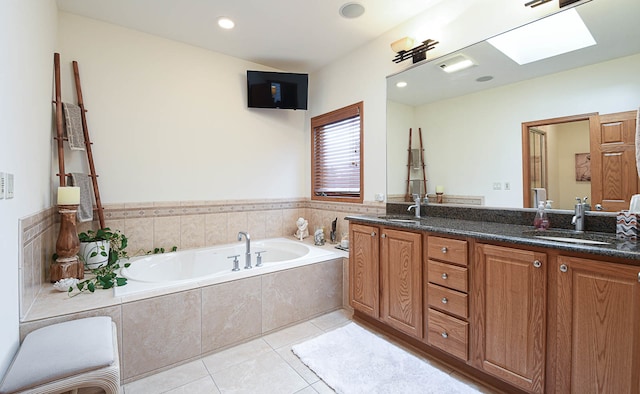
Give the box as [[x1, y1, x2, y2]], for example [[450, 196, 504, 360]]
[[292, 323, 481, 394]]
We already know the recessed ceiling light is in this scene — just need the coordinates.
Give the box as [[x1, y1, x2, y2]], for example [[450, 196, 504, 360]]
[[396, 81, 408, 88], [339, 2, 365, 19], [487, 8, 595, 65], [439, 55, 475, 73], [217, 17, 235, 29]]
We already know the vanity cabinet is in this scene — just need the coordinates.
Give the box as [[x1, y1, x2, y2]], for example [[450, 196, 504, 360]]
[[472, 244, 547, 394], [349, 223, 380, 318], [553, 255, 640, 393], [349, 223, 422, 338], [425, 235, 469, 361]]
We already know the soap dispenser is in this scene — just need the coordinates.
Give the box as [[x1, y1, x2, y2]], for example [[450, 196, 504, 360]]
[[534, 201, 550, 230]]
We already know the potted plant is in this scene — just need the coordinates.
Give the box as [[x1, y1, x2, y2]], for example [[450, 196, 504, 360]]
[[78, 228, 129, 269]]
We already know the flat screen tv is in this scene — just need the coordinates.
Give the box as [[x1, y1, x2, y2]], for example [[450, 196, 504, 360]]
[[247, 70, 308, 110]]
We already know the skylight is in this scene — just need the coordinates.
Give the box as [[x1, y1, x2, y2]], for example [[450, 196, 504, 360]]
[[487, 8, 596, 65]]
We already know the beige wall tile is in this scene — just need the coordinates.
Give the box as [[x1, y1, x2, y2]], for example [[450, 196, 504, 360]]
[[154, 216, 181, 251], [121, 289, 202, 379], [262, 259, 343, 332], [201, 277, 262, 353], [248, 211, 266, 240], [124, 217, 154, 256], [265, 210, 284, 238], [226, 212, 248, 243], [181, 215, 205, 250], [205, 213, 227, 246]]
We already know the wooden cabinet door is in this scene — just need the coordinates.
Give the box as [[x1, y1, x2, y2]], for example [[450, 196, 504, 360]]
[[555, 256, 640, 393], [472, 244, 546, 393], [590, 110, 639, 212], [349, 223, 379, 318], [380, 228, 422, 338]]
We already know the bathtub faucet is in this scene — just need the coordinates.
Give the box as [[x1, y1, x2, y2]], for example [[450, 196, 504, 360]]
[[237, 231, 252, 269]]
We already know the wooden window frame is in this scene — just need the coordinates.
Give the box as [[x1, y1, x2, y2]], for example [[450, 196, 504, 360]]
[[311, 101, 364, 203]]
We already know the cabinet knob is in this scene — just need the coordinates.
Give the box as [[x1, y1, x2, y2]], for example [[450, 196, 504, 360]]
[[371, 231, 376, 237], [441, 332, 448, 339], [441, 273, 448, 280], [441, 297, 448, 304], [533, 260, 542, 268], [381, 233, 387, 238], [559, 264, 568, 273], [441, 247, 448, 254]]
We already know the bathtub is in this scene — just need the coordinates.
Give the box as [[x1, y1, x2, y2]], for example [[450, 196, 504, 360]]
[[115, 237, 342, 297]]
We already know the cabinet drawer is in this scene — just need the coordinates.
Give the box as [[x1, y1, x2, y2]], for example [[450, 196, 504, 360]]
[[427, 308, 468, 361], [427, 236, 468, 266], [427, 260, 468, 292], [427, 283, 468, 319]]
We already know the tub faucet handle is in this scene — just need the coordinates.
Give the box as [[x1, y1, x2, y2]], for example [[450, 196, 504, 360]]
[[255, 250, 266, 267], [227, 255, 241, 271]]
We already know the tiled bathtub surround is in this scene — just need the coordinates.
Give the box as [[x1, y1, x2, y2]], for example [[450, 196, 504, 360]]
[[19, 198, 384, 320], [20, 258, 344, 383]]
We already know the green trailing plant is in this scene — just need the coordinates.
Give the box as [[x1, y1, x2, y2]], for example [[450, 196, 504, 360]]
[[68, 260, 131, 296], [78, 227, 129, 265], [148, 246, 178, 255]]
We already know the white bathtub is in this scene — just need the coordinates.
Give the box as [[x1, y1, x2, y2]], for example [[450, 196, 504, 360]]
[[115, 237, 341, 297]]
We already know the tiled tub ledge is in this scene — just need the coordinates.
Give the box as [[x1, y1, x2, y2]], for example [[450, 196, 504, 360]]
[[20, 240, 348, 383]]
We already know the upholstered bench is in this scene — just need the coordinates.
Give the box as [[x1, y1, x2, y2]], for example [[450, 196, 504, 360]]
[[0, 316, 121, 394]]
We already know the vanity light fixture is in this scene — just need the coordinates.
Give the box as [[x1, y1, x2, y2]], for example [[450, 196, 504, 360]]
[[392, 39, 439, 64], [487, 8, 595, 65], [217, 16, 235, 29], [439, 54, 475, 73], [524, 0, 552, 8]]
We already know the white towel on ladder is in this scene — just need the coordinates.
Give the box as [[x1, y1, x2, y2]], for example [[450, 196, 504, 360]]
[[62, 102, 86, 150]]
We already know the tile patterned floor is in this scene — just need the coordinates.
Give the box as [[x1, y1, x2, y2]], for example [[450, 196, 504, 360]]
[[123, 309, 494, 394]]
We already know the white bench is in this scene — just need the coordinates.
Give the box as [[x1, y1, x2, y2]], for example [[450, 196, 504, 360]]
[[0, 316, 121, 394]]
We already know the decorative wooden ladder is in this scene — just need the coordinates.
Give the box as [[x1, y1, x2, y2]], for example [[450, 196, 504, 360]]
[[53, 52, 105, 229], [405, 127, 427, 202]]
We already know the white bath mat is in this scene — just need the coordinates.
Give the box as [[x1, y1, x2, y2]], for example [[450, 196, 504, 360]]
[[292, 323, 482, 394]]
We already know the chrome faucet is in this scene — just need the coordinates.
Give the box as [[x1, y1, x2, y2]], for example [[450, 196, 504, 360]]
[[407, 194, 421, 218], [571, 197, 587, 232], [237, 231, 252, 269]]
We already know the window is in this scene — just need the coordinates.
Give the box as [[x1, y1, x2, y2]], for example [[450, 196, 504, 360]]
[[311, 101, 363, 203]]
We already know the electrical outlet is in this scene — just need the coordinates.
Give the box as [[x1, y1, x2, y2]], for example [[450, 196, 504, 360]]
[[504, 182, 511, 190], [492, 182, 502, 190], [0, 172, 5, 199], [6, 173, 14, 199]]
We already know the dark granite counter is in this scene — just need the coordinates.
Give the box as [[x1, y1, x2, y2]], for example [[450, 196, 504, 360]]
[[346, 208, 640, 262]]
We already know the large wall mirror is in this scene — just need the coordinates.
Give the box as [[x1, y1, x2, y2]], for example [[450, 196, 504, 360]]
[[387, 0, 640, 211]]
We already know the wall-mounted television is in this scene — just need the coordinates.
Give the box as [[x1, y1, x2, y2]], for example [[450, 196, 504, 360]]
[[247, 70, 308, 110]]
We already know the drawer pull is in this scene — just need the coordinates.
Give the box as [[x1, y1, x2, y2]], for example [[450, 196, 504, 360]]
[[441, 332, 448, 339], [381, 233, 387, 238], [371, 231, 376, 237], [441, 273, 448, 280], [441, 297, 448, 304], [441, 247, 448, 254], [533, 260, 542, 268], [559, 264, 568, 273]]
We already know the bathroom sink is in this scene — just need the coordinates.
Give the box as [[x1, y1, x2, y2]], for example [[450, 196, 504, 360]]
[[522, 229, 614, 245]]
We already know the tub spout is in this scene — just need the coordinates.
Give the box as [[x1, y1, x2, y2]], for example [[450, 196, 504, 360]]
[[237, 231, 252, 269]]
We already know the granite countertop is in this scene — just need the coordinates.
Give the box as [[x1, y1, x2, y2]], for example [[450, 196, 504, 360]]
[[347, 214, 640, 262]]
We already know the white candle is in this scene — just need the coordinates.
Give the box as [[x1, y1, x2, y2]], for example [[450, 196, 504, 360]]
[[57, 186, 80, 205], [436, 185, 444, 194]]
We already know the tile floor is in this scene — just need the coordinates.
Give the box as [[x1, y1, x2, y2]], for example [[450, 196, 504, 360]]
[[122, 309, 493, 394]]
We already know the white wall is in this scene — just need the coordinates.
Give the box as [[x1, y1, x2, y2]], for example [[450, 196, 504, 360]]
[[0, 0, 57, 377], [413, 53, 640, 207], [57, 13, 308, 203]]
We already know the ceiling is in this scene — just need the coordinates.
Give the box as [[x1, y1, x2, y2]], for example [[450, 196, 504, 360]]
[[55, 0, 448, 72], [387, 0, 640, 106]]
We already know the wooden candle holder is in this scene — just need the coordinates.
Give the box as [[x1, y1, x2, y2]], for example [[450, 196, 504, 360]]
[[51, 205, 84, 282]]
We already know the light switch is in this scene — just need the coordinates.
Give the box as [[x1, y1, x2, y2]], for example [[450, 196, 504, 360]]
[[6, 173, 14, 199]]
